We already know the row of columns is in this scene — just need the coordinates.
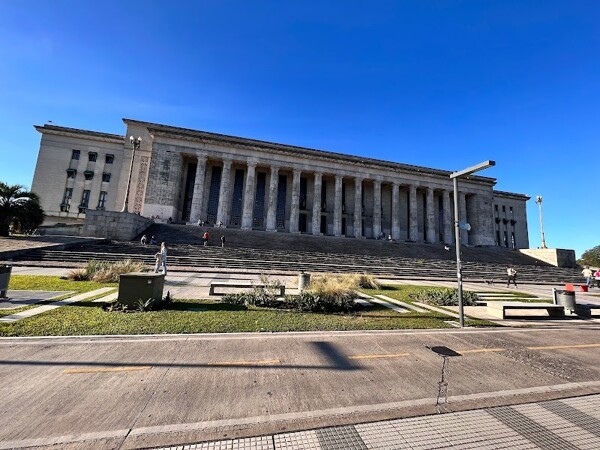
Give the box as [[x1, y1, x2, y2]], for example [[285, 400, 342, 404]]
[[188, 155, 469, 244]]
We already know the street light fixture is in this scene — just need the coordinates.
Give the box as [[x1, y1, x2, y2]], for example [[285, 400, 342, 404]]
[[121, 136, 142, 213], [535, 195, 547, 249], [450, 160, 496, 327]]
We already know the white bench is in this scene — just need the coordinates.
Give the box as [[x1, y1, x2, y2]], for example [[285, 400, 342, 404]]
[[209, 283, 285, 296], [487, 302, 565, 319]]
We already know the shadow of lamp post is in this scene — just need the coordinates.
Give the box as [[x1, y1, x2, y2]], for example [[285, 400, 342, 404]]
[[450, 160, 496, 327], [121, 136, 142, 213]]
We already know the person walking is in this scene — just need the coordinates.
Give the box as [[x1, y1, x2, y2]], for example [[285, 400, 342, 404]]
[[140, 234, 147, 245], [582, 266, 593, 289], [154, 242, 167, 275], [203, 231, 209, 247], [506, 265, 518, 288], [594, 268, 600, 289], [220, 235, 226, 247]]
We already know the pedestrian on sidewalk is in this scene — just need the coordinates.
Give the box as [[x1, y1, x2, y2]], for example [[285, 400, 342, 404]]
[[594, 268, 600, 288], [506, 265, 518, 288], [220, 235, 226, 247], [203, 231, 209, 247], [582, 266, 593, 288], [154, 242, 168, 275]]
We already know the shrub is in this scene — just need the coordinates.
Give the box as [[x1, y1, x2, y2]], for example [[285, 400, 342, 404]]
[[409, 288, 479, 306], [306, 273, 357, 301], [89, 259, 145, 283], [105, 291, 174, 312], [67, 268, 88, 281], [286, 291, 357, 313]]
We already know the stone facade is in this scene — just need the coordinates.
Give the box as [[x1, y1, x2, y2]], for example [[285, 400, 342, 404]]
[[519, 248, 577, 268], [82, 210, 153, 241], [32, 119, 531, 248]]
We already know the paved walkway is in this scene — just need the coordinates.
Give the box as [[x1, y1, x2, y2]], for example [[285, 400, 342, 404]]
[[153, 393, 600, 449], [0, 287, 116, 323]]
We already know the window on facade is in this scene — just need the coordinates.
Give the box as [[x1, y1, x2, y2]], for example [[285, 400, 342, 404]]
[[60, 188, 73, 212], [97, 191, 107, 210], [494, 204, 498, 213], [105, 154, 114, 164], [84, 170, 94, 180], [502, 205, 506, 213], [509, 206, 514, 218], [71, 150, 80, 160], [79, 189, 90, 213], [102, 173, 111, 182], [88, 152, 97, 162], [66, 168, 76, 179]]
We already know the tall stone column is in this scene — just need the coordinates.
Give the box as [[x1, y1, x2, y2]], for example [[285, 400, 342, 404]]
[[391, 182, 400, 240], [373, 180, 382, 238], [312, 172, 322, 235], [265, 165, 279, 232], [333, 175, 343, 236], [189, 153, 207, 223], [241, 161, 257, 230], [289, 169, 301, 233], [426, 187, 436, 243], [459, 191, 468, 245], [216, 159, 232, 227], [408, 185, 419, 242], [353, 177, 363, 238], [442, 190, 453, 244]]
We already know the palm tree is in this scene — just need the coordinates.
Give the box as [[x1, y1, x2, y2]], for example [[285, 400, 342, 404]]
[[0, 183, 45, 236]]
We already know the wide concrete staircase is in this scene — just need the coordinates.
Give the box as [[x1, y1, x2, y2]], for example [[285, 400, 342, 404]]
[[13, 224, 583, 284]]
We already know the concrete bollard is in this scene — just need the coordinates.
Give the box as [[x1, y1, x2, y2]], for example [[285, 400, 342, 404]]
[[298, 272, 311, 291]]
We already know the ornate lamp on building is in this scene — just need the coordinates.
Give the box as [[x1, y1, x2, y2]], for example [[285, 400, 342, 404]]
[[121, 136, 142, 213], [535, 195, 547, 249], [450, 160, 495, 327]]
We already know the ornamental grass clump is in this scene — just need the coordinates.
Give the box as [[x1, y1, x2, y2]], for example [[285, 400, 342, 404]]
[[67, 259, 145, 282], [409, 288, 479, 307]]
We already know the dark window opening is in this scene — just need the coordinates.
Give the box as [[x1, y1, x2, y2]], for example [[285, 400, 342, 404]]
[[181, 163, 197, 222], [275, 174, 287, 229], [321, 179, 327, 211], [79, 189, 90, 213], [71, 150, 80, 160], [102, 173, 111, 182], [252, 172, 267, 228], [66, 168, 76, 179], [206, 167, 222, 224], [88, 152, 97, 162], [84, 170, 94, 180], [229, 169, 245, 227], [97, 191, 107, 210], [299, 177, 307, 210], [60, 188, 73, 212], [105, 154, 114, 164]]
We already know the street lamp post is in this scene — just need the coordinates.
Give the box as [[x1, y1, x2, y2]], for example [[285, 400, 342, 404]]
[[450, 160, 496, 327], [121, 136, 142, 213], [535, 195, 547, 249]]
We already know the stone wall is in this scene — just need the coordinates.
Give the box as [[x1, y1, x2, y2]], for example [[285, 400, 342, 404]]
[[82, 210, 153, 241], [519, 248, 577, 268]]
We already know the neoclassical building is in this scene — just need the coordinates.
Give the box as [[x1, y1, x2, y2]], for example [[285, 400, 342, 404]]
[[32, 119, 530, 248]]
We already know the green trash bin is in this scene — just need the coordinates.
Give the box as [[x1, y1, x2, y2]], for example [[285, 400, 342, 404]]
[[117, 272, 165, 308], [0, 265, 12, 298]]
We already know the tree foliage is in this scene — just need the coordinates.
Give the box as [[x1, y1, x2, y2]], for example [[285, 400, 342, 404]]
[[0, 182, 45, 236], [578, 245, 600, 267]]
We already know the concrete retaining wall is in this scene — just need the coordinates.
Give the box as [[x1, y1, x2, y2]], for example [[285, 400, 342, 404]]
[[519, 248, 577, 267], [83, 210, 153, 241]]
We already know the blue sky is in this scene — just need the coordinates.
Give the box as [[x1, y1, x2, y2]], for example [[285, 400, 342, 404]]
[[0, 1, 597, 257]]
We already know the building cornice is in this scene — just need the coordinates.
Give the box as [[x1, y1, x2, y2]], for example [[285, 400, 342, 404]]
[[123, 118, 497, 186], [35, 124, 125, 145], [493, 190, 530, 201]]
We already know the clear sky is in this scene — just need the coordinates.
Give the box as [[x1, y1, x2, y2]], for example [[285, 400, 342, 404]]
[[0, 1, 597, 257]]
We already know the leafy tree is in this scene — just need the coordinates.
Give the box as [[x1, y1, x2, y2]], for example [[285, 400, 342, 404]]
[[0, 183, 45, 236], [578, 245, 600, 267]]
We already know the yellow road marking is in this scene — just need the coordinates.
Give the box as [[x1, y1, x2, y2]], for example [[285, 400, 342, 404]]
[[209, 359, 280, 366], [64, 366, 152, 374], [458, 348, 506, 354], [348, 353, 411, 360], [527, 343, 600, 351]]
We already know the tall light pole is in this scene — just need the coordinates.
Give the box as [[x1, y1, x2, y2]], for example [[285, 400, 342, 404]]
[[450, 160, 496, 327], [121, 136, 142, 213], [535, 195, 547, 249]]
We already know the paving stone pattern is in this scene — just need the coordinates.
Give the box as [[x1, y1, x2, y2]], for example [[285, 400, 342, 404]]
[[153, 394, 600, 449]]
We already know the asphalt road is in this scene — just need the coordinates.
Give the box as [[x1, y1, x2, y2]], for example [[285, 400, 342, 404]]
[[2, 326, 600, 449]]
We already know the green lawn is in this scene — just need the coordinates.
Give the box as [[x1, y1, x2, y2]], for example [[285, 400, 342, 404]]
[[0, 278, 497, 336]]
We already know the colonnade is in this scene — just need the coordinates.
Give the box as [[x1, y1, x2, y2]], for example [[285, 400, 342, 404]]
[[187, 154, 472, 244]]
